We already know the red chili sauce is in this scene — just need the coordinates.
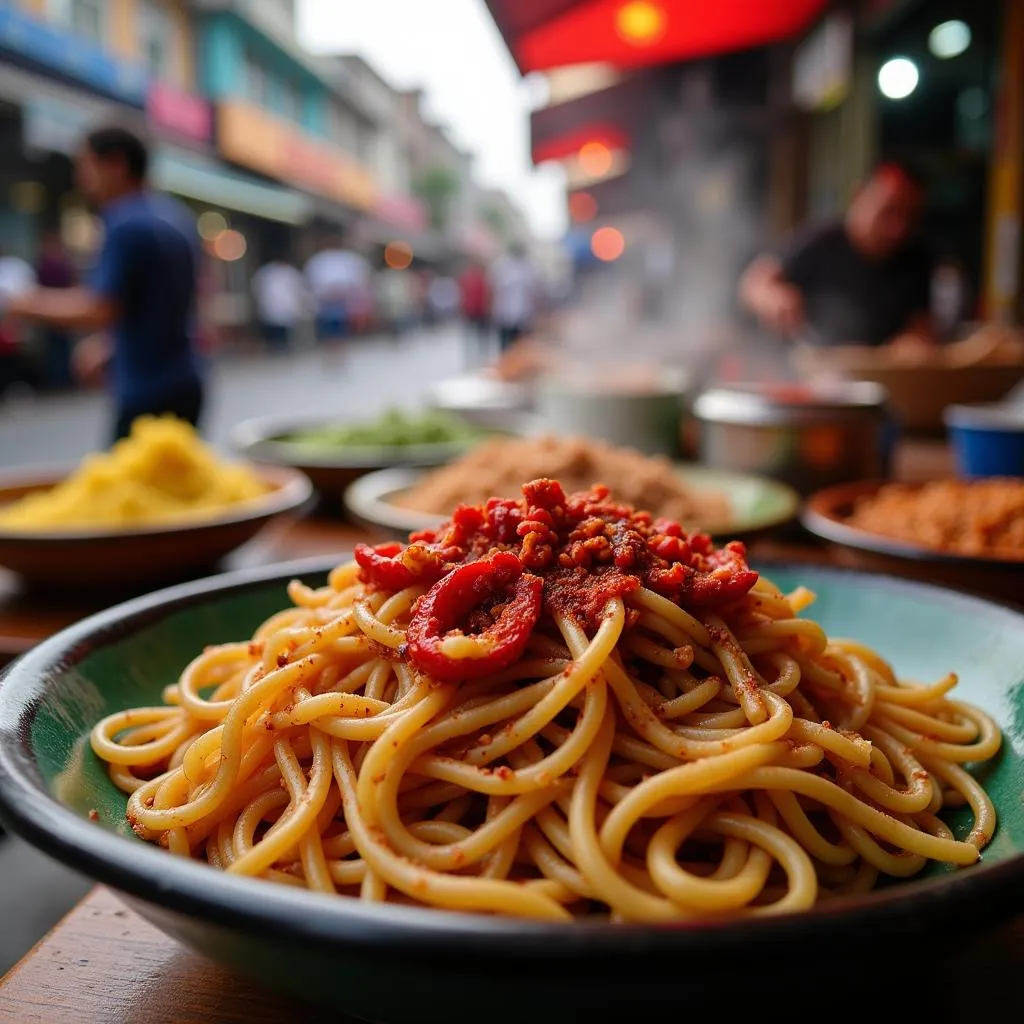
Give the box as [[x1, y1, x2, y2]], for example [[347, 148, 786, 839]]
[[354, 479, 758, 682]]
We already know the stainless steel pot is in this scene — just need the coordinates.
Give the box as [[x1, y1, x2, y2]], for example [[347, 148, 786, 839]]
[[692, 381, 892, 495], [533, 368, 692, 457]]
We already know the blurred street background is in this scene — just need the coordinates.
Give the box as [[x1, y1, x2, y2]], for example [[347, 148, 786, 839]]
[[0, 0, 1019, 415], [0, 0, 1023, 984], [0, 326, 468, 468]]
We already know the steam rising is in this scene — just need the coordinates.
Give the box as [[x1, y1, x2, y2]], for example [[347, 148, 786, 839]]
[[549, 63, 792, 387]]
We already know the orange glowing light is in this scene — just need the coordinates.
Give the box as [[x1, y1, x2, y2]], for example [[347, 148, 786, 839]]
[[569, 191, 598, 222], [591, 226, 625, 262], [213, 229, 247, 262], [578, 141, 613, 177], [384, 240, 414, 270], [615, 1, 668, 45]]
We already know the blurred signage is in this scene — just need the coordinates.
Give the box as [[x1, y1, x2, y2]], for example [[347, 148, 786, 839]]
[[374, 193, 428, 234], [151, 150, 313, 225], [23, 97, 91, 155], [147, 82, 213, 145], [217, 101, 376, 210], [0, 7, 147, 106], [792, 12, 852, 112]]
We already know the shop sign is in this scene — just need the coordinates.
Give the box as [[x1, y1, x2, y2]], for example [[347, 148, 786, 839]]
[[218, 100, 377, 210], [147, 81, 213, 145], [374, 194, 428, 234], [0, 7, 146, 107]]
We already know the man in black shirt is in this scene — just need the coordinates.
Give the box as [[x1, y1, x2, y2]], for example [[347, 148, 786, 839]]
[[740, 162, 934, 348]]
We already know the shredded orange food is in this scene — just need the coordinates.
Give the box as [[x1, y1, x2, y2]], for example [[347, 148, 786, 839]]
[[397, 434, 729, 529], [848, 478, 1024, 558]]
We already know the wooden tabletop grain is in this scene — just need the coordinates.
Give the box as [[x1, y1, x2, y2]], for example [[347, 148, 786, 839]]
[[7, 440, 1017, 1024], [0, 888, 355, 1024]]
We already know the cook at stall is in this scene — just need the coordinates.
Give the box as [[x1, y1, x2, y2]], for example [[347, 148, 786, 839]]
[[739, 161, 935, 352]]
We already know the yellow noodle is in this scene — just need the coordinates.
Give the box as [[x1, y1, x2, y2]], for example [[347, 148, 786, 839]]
[[90, 545, 1001, 922]]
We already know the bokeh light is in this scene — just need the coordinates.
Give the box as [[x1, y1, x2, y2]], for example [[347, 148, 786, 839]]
[[929, 20, 971, 60], [569, 191, 598, 222], [384, 240, 414, 270], [616, 1, 667, 45], [213, 229, 247, 261], [578, 141, 613, 177], [878, 58, 919, 100], [591, 226, 625, 262], [197, 210, 228, 241], [62, 209, 103, 253]]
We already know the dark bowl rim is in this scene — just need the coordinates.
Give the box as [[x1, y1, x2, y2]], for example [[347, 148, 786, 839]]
[[0, 463, 314, 545], [228, 414, 493, 471], [800, 479, 1024, 568], [1, 558, 1023, 957], [344, 465, 801, 543]]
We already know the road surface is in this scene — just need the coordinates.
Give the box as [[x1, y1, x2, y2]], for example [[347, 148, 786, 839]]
[[0, 328, 471, 468]]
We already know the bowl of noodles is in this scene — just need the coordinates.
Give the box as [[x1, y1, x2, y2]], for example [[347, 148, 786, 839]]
[[0, 417, 312, 591], [0, 479, 1021, 1019]]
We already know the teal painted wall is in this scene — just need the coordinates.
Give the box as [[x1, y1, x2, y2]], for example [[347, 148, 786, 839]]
[[304, 91, 327, 135], [198, 14, 242, 98], [197, 11, 328, 133]]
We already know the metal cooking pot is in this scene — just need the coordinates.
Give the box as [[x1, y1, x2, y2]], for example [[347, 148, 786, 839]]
[[692, 381, 892, 495], [533, 367, 692, 458]]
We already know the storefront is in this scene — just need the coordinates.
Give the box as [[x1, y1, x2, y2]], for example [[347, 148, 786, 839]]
[[152, 147, 315, 338], [144, 87, 317, 338], [793, 10, 869, 221], [0, 2, 148, 265], [862, 0, 1002, 314]]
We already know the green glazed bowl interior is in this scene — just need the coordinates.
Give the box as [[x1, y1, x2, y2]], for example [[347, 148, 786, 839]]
[[1, 559, 1023, 1020]]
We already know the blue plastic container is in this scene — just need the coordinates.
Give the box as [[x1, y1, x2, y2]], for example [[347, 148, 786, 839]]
[[944, 403, 1024, 478]]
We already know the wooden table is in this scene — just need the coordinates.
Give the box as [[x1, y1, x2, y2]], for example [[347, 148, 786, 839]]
[[7, 440, 1020, 1023]]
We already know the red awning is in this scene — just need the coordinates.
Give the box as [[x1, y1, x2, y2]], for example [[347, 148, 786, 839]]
[[531, 72, 647, 166], [532, 122, 631, 165], [489, 0, 827, 73], [485, 0, 589, 44]]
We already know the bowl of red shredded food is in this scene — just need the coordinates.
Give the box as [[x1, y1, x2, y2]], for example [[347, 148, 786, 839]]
[[802, 477, 1024, 602]]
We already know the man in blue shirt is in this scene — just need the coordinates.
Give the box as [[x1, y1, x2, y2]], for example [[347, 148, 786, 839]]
[[10, 126, 205, 440]]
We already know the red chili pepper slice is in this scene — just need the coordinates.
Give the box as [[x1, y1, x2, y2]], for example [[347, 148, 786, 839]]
[[405, 551, 543, 682], [353, 542, 445, 591]]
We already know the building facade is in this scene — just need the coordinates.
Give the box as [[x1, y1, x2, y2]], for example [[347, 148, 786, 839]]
[[0, 0, 524, 336]]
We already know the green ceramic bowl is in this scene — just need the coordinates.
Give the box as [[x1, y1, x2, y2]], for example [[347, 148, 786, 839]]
[[0, 559, 1023, 1022]]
